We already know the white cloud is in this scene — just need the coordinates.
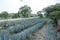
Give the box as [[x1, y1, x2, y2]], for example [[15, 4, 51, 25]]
[[22, 0, 56, 14], [56, 0, 60, 3], [0, 0, 56, 14]]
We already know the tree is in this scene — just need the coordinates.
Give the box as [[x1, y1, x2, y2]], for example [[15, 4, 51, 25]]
[[0, 11, 9, 19], [43, 3, 60, 26], [43, 3, 60, 17], [37, 11, 43, 18], [18, 5, 32, 18], [12, 13, 20, 18], [49, 11, 60, 26], [49, 11, 60, 19]]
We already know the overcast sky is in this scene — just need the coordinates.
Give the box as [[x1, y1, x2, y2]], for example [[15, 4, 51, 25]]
[[0, 0, 58, 14]]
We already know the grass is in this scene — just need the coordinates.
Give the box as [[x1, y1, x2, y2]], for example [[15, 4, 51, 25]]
[[0, 27, 4, 30]]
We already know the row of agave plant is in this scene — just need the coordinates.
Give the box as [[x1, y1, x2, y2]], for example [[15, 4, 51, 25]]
[[46, 20, 57, 40], [0, 18, 47, 40], [0, 18, 39, 27], [9, 20, 46, 40], [6, 19, 44, 34]]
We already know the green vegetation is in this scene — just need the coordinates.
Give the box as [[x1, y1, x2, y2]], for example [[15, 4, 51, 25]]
[[0, 5, 33, 19], [0, 0, 59, 40], [12, 13, 20, 18], [9, 19, 47, 40], [43, 3, 60, 26], [37, 11, 43, 18], [0, 11, 8, 19], [18, 5, 32, 18]]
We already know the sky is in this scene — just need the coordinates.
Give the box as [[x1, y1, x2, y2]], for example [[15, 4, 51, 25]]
[[0, 0, 58, 14]]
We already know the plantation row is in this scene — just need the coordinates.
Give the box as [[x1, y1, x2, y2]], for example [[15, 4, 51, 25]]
[[9, 20, 46, 40], [0, 18, 40, 27], [6, 19, 44, 34], [46, 21, 56, 40], [0, 18, 47, 40]]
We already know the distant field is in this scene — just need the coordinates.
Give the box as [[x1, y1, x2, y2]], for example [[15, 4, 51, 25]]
[[0, 17, 39, 30], [0, 17, 38, 22]]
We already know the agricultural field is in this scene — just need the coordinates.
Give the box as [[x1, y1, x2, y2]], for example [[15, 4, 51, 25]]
[[0, 0, 60, 40], [0, 18, 57, 40]]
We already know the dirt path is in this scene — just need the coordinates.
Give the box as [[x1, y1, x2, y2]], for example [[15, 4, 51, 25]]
[[27, 21, 49, 40]]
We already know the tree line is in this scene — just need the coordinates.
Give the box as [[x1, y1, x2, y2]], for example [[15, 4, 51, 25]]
[[0, 5, 32, 19], [0, 3, 60, 24], [42, 3, 60, 33]]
